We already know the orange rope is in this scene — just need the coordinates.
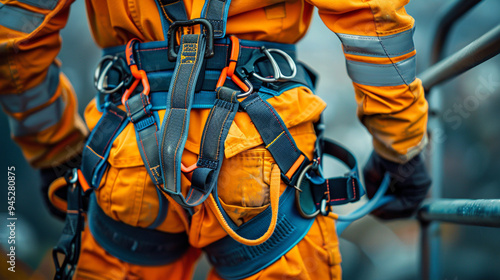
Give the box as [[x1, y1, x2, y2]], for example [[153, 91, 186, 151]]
[[206, 164, 281, 246]]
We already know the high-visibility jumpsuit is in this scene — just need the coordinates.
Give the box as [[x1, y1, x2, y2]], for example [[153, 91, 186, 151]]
[[0, 0, 427, 279]]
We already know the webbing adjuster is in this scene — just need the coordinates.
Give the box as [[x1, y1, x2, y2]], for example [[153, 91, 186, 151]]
[[167, 18, 215, 62], [295, 162, 323, 219]]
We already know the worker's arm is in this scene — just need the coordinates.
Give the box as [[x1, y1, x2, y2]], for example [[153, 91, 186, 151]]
[[0, 0, 88, 169], [307, 0, 427, 164]]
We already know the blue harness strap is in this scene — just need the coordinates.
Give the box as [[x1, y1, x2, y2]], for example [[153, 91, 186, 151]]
[[201, 0, 232, 38], [125, 92, 163, 186], [80, 103, 129, 188], [87, 194, 189, 266], [155, 0, 188, 25]]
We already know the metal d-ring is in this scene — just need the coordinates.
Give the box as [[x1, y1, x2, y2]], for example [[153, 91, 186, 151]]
[[295, 164, 321, 219], [252, 47, 297, 83], [94, 55, 126, 94]]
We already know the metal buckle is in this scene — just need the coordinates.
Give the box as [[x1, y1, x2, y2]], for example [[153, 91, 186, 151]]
[[94, 55, 131, 95], [167, 18, 215, 62]]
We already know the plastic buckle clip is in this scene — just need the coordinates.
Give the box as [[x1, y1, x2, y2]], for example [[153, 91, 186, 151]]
[[167, 18, 215, 62]]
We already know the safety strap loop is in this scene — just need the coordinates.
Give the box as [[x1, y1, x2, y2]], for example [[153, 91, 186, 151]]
[[52, 169, 85, 280]]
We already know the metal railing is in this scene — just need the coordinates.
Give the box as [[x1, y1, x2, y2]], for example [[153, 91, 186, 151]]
[[416, 1, 500, 279]]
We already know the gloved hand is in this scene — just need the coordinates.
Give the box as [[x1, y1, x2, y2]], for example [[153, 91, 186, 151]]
[[363, 151, 431, 220], [39, 155, 82, 220]]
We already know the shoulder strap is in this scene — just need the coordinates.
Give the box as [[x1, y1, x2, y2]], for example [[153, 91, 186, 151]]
[[200, 0, 232, 38], [155, 0, 232, 39]]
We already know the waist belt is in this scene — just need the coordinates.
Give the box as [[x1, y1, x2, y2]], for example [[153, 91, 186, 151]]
[[87, 194, 189, 266], [95, 38, 315, 109]]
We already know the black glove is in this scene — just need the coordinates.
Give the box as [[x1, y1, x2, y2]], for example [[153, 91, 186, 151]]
[[363, 151, 431, 220], [39, 155, 82, 220]]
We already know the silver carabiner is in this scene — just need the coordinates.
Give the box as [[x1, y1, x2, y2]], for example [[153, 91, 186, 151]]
[[94, 55, 126, 94], [252, 47, 297, 83], [236, 79, 254, 98]]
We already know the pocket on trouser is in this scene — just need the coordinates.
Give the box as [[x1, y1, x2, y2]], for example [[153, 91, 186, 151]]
[[90, 116, 185, 233]]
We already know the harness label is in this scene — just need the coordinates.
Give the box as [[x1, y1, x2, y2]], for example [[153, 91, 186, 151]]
[[181, 43, 198, 64]]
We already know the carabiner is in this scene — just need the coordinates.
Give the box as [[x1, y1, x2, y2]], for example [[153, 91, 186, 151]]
[[121, 39, 150, 105], [252, 47, 297, 83], [216, 67, 254, 98], [216, 36, 254, 98], [94, 55, 131, 95]]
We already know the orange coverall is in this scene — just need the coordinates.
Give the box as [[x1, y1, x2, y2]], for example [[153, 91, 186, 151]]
[[0, 0, 427, 279]]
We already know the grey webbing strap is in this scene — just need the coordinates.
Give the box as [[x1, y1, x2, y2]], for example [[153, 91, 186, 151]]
[[159, 34, 208, 207], [154, 0, 231, 38], [191, 87, 239, 196], [125, 93, 163, 186], [201, 0, 232, 38], [155, 0, 188, 24]]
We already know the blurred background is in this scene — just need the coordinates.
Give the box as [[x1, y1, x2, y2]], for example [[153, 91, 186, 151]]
[[0, 0, 499, 279]]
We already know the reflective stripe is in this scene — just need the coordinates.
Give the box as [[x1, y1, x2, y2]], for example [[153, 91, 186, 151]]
[[8, 96, 65, 136], [0, 3, 45, 33], [337, 28, 415, 57], [17, 0, 58, 10], [346, 55, 416, 86], [0, 64, 60, 113]]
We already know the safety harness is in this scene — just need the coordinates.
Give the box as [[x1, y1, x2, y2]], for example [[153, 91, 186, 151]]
[[51, 1, 369, 279]]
